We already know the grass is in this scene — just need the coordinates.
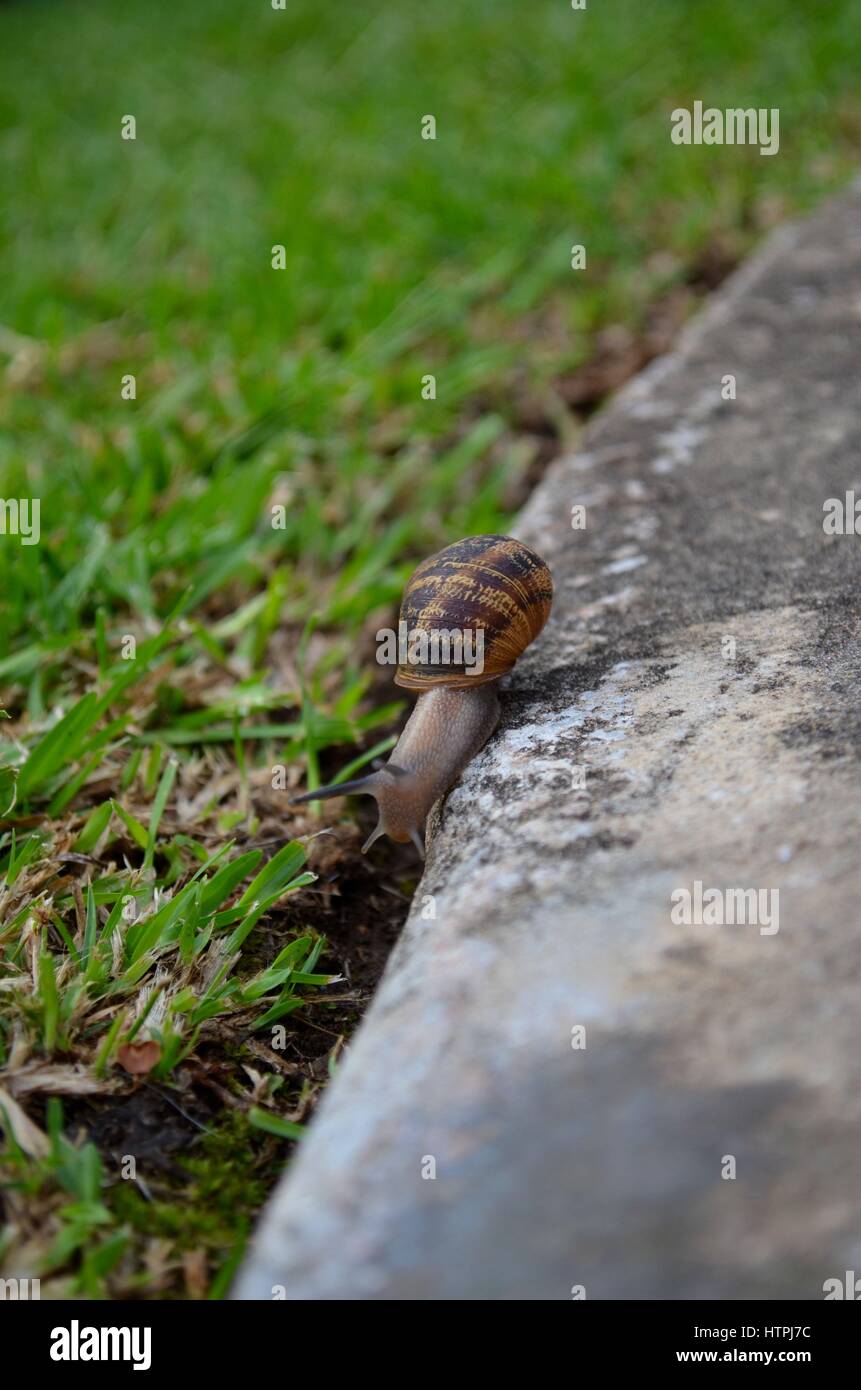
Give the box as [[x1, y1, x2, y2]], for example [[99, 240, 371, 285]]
[[1, 0, 860, 1296]]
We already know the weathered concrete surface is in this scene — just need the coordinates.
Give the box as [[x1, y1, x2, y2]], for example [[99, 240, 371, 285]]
[[235, 184, 861, 1300]]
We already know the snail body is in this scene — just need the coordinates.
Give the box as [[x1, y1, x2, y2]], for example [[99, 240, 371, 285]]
[[291, 535, 552, 856]]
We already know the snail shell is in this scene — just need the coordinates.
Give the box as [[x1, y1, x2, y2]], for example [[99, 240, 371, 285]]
[[394, 534, 553, 690], [292, 533, 553, 854]]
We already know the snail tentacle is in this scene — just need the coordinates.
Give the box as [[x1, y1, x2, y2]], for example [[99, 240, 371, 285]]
[[289, 773, 381, 805]]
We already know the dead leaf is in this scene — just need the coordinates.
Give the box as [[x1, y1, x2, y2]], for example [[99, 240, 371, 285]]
[[182, 1248, 208, 1300], [0, 1085, 50, 1157], [7, 1063, 121, 1098], [143, 1239, 176, 1293]]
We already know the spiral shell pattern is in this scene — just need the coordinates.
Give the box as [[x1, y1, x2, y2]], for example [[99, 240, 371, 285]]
[[394, 534, 553, 690]]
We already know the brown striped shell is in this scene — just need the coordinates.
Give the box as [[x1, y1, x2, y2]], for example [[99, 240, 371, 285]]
[[394, 535, 553, 690]]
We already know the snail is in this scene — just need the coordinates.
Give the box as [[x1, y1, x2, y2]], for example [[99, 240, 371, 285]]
[[291, 535, 553, 856]]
